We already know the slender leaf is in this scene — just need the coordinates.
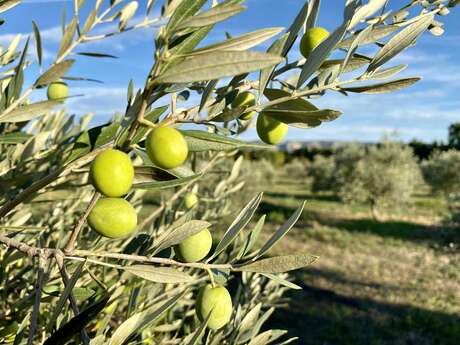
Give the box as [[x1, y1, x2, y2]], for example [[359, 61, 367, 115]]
[[35, 60, 75, 87], [281, 1, 309, 57], [182, 130, 271, 152], [32, 21, 42, 66], [261, 108, 341, 124], [0, 100, 60, 123], [133, 173, 202, 190], [368, 14, 434, 71], [43, 296, 110, 345], [340, 77, 420, 94], [367, 64, 407, 80], [0, 132, 32, 144], [254, 201, 305, 259], [167, 0, 207, 33], [235, 254, 319, 273], [261, 273, 302, 290], [109, 291, 185, 345], [259, 33, 289, 96], [337, 25, 399, 49], [191, 27, 283, 55], [124, 265, 194, 284], [209, 193, 263, 260], [177, 4, 245, 29], [57, 16, 78, 59], [154, 220, 211, 254]]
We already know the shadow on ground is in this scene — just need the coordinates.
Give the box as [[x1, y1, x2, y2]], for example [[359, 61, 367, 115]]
[[265, 269, 460, 345], [258, 197, 460, 248]]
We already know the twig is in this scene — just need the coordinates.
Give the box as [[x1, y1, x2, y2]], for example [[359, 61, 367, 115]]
[[70, 250, 232, 270], [64, 192, 100, 254], [27, 255, 45, 345]]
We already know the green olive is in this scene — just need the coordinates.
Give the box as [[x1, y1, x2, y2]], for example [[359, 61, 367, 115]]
[[231, 91, 256, 120], [88, 198, 137, 239], [47, 81, 69, 102], [175, 228, 212, 263], [184, 192, 198, 209], [146, 126, 188, 169], [300, 27, 330, 59], [196, 284, 233, 330], [90, 149, 134, 197], [256, 115, 288, 145]]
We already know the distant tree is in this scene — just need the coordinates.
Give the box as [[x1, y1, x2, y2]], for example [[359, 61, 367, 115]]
[[448, 123, 460, 149], [422, 150, 460, 197], [309, 155, 337, 192], [337, 141, 422, 220]]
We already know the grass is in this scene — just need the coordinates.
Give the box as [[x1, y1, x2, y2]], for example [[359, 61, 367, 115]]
[[255, 182, 460, 345]]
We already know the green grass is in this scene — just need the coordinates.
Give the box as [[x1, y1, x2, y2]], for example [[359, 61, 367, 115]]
[[255, 182, 460, 345]]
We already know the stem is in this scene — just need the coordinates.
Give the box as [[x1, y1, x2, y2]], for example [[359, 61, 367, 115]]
[[69, 250, 232, 270], [63, 192, 100, 254]]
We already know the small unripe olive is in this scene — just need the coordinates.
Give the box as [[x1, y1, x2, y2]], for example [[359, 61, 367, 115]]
[[196, 284, 233, 330], [184, 192, 198, 209], [146, 126, 188, 169], [90, 149, 134, 197], [256, 115, 288, 145], [88, 198, 137, 239], [300, 27, 330, 59], [175, 228, 212, 263], [231, 91, 256, 120], [47, 81, 69, 102]]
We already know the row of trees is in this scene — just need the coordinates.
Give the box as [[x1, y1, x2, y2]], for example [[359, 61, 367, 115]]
[[245, 141, 460, 222]]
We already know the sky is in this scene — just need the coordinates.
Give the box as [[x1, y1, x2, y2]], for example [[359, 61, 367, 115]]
[[1, 0, 459, 143]]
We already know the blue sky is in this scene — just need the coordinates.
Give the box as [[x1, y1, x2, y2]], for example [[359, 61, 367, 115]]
[[1, 0, 459, 143]]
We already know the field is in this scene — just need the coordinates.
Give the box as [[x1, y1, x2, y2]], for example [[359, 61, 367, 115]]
[[253, 181, 460, 345]]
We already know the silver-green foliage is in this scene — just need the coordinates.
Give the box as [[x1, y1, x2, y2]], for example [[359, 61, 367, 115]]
[[337, 141, 422, 215], [0, 0, 457, 343]]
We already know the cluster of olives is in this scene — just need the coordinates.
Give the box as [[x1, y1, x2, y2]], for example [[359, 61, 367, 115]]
[[229, 26, 329, 146], [174, 227, 232, 329], [88, 149, 137, 238]]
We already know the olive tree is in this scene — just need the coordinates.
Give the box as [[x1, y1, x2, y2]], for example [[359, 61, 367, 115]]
[[0, 0, 456, 344], [422, 150, 460, 222], [338, 141, 422, 220]]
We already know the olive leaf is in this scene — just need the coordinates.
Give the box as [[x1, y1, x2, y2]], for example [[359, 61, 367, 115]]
[[0, 132, 32, 144], [156, 51, 284, 84], [166, 0, 207, 33], [190, 27, 284, 55], [153, 220, 212, 254], [209, 193, 263, 260], [367, 64, 407, 80], [57, 16, 78, 59], [253, 201, 305, 260], [43, 296, 110, 345], [340, 77, 420, 94], [109, 291, 186, 345], [124, 265, 195, 284], [177, 4, 245, 30], [368, 14, 434, 71], [182, 130, 271, 152], [235, 254, 319, 273], [259, 33, 289, 96], [337, 25, 399, 49], [260, 273, 302, 290], [133, 173, 202, 190], [32, 20, 42, 66], [0, 100, 61, 123], [35, 60, 75, 87]]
